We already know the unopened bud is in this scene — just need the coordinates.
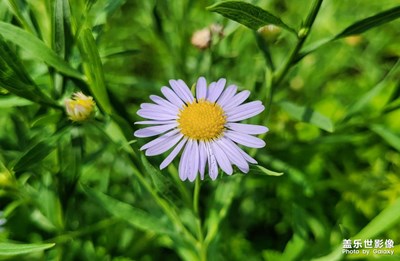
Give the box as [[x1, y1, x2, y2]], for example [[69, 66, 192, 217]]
[[257, 24, 282, 43], [191, 24, 224, 50], [191, 28, 212, 50], [65, 92, 95, 122]]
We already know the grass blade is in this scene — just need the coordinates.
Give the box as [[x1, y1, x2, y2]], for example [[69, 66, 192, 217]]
[[0, 22, 82, 79], [0, 37, 58, 107], [313, 197, 400, 261], [0, 243, 55, 256], [78, 28, 113, 115], [370, 124, 400, 152], [84, 187, 175, 236], [335, 6, 400, 39]]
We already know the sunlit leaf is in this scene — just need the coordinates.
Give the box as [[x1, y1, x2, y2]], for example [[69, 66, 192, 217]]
[[0, 96, 33, 107], [335, 6, 400, 39], [279, 101, 334, 132], [0, 22, 82, 79], [370, 124, 400, 152], [207, 1, 296, 34], [252, 165, 284, 176], [0, 243, 55, 256]]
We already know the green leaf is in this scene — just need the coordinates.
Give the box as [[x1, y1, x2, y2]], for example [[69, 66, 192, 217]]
[[344, 60, 400, 120], [356, 197, 400, 240], [100, 47, 140, 59], [335, 6, 400, 39], [370, 124, 400, 152], [12, 140, 57, 173], [205, 176, 240, 244], [252, 165, 284, 176], [53, 0, 66, 56], [0, 243, 55, 256], [84, 187, 175, 236], [141, 154, 171, 194], [279, 101, 334, 132], [299, 7, 400, 59], [78, 28, 113, 115], [4, 0, 38, 35], [0, 22, 82, 79], [12, 129, 69, 173], [207, 1, 295, 34], [0, 37, 58, 107], [0, 96, 33, 107]]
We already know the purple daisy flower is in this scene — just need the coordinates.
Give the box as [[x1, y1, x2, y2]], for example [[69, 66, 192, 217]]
[[134, 77, 268, 181]]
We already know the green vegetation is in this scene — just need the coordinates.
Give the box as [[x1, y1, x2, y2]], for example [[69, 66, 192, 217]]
[[0, 0, 399, 260]]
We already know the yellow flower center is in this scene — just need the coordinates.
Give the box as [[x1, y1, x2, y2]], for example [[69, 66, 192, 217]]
[[178, 100, 226, 140]]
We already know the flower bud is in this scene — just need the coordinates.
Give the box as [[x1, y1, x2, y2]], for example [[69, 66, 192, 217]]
[[191, 28, 212, 50], [65, 92, 95, 122], [257, 24, 282, 43], [191, 24, 224, 50]]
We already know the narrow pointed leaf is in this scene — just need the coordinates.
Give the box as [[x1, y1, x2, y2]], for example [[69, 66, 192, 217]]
[[335, 6, 400, 39], [0, 96, 33, 107], [370, 124, 400, 152], [313, 197, 400, 261], [207, 1, 296, 34], [252, 165, 284, 176], [0, 243, 55, 256], [0, 37, 58, 106], [13, 139, 57, 172], [279, 101, 334, 132], [78, 28, 113, 115], [344, 61, 400, 119], [84, 187, 175, 236], [0, 22, 82, 79]]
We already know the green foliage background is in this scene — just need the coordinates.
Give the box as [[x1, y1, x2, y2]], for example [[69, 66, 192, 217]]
[[0, 0, 399, 260]]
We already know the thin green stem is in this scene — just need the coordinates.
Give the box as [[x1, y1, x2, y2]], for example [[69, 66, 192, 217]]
[[193, 178, 201, 215], [193, 178, 207, 261], [273, 0, 324, 87]]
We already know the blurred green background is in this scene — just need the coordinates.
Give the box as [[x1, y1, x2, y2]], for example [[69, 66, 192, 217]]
[[0, 0, 399, 260]]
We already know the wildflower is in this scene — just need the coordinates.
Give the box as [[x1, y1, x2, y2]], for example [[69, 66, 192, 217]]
[[65, 92, 95, 122], [134, 77, 268, 181]]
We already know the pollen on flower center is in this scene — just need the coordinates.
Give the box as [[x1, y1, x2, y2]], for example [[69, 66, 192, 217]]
[[178, 100, 226, 140]]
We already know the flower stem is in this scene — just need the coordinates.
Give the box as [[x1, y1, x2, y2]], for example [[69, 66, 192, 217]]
[[193, 178, 201, 215], [193, 178, 208, 261]]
